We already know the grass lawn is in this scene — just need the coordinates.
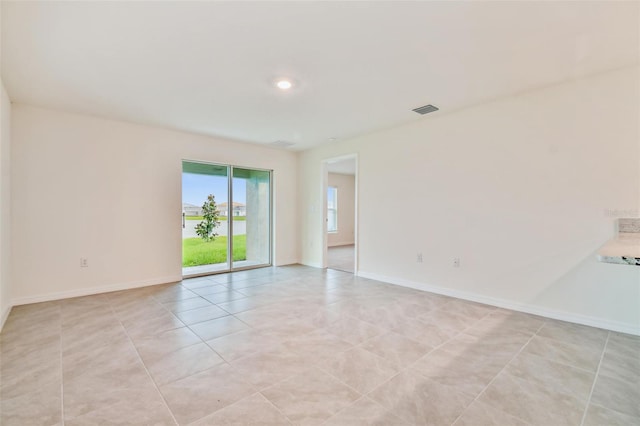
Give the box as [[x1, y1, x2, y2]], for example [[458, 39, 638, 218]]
[[185, 216, 246, 221], [182, 235, 246, 267]]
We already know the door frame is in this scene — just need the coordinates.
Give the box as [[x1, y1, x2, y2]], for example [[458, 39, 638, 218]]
[[181, 159, 273, 278], [322, 154, 359, 273]]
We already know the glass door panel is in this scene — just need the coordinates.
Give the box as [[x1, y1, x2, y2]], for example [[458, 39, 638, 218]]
[[182, 161, 230, 275], [231, 167, 271, 269]]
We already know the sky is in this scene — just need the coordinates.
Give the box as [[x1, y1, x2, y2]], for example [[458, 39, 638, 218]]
[[182, 173, 246, 206]]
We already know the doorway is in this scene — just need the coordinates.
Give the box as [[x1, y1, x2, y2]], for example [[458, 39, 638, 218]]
[[182, 160, 272, 277], [323, 155, 357, 273]]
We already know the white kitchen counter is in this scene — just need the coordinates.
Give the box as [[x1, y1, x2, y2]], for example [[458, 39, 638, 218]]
[[597, 232, 640, 266]]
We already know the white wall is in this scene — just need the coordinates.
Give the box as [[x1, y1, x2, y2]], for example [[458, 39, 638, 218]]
[[299, 66, 640, 334], [328, 173, 355, 247], [0, 79, 12, 328], [11, 105, 298, 303]]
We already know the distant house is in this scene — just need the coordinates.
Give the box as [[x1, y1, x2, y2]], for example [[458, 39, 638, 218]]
[[217, 202, 246, 217], [182, 203, 203, 216]]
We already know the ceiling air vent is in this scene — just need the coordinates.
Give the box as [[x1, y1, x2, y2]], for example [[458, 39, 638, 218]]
[[270, 140, 295, 148], [412, 104, 439, 115]]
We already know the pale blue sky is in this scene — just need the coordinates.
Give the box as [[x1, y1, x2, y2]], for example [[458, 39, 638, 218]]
[[182, 173, 246, 206]]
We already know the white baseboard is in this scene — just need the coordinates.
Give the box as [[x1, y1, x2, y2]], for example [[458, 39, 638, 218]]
[[6, 268, 638, 337], [10, 275, 183, 307], [357, 270, 640, 336], [328, 242, 355, 248], [274, 260, 299, 267]]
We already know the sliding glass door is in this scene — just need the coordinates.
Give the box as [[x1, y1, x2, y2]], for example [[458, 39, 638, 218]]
[[182, 161, 271, 276], [233, 168, 271, 268]]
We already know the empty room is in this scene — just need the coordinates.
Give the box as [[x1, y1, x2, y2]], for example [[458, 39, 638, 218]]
[[1, 1, 639, 425]]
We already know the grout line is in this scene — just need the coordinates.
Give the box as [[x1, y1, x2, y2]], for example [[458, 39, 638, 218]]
[[525, 333, 604, 376], [448, 320, 545, 426], [46, 270, 625, 426], [106, 300, 180, 426], [579, 331, 610, 426], [192, 324, 249, 363], [181, 390, 292, 426], [392, 304, 499, 370], [345, 304, 501, 421], [257, 392, 296, 426], [312, 359, 369, 397], [317, 395, 380, 426], [259, 364, 363, 425], [58, 305, 65, 426]]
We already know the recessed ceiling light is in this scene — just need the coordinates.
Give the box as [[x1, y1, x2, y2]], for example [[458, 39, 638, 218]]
[[276, 79, 293, 90]]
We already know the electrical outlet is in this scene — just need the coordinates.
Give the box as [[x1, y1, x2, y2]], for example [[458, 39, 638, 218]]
[[453, 258, 460, 268], [416, 253, 423, 263], [80, 258, 88, 268]]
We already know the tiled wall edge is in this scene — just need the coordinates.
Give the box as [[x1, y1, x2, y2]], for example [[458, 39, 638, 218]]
[[357, 270, 640, 337], [9, 274, 183, 308]]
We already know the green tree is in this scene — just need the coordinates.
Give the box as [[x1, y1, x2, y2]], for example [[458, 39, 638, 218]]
[[195, 194, 221, 242]]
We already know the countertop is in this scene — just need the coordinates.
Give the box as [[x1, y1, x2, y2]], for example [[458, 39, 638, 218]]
[[597, 232, 640, 266]]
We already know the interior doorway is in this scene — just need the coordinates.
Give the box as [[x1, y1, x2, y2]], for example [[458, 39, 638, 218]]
[[323, 155, 357, 273], [182, 160, 272, 277]]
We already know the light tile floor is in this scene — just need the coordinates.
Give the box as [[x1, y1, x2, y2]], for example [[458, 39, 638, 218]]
[[1, 265, 639, 425], [327, 245, 354, 273]]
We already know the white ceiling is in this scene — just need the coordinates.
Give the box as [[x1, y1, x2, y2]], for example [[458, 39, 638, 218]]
[[2, 1, 638, 151]]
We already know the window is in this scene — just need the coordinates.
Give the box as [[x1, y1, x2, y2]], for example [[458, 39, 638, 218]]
[[327, 186, 338, 232]]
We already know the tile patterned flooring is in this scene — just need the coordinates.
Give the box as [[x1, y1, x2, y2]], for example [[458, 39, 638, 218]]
[[1, 265, 639, 425], [327, 245, 355, 273]]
